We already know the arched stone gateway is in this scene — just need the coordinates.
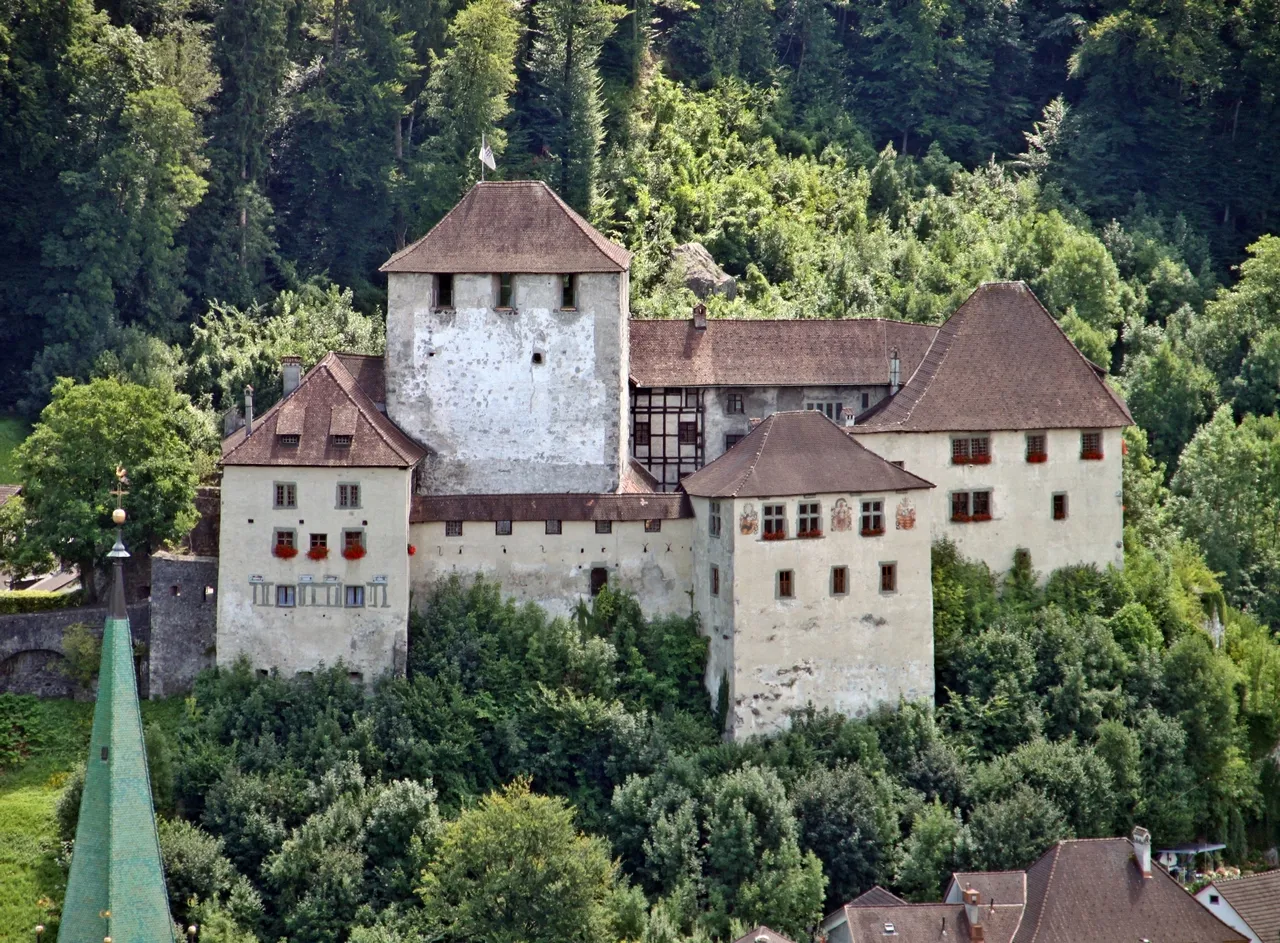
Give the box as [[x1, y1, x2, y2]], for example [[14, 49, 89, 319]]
[[0, 649, 75, 698]]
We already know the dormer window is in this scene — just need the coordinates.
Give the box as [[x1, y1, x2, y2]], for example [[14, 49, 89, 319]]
[[435, 273, 453, 308], [279, 434, 299, 448], [331, 434, 352, 448], [560, 274, 576, 309], [498, 273, 513, 309]]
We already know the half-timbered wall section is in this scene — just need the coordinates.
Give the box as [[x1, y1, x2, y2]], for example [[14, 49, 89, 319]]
[[631, 387, 705, 490]]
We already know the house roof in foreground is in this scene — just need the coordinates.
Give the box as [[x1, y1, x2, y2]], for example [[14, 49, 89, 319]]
[[380, 181, 630, 274], [1203, 871, 1280, 943], [681, 410, 934, 499], [947, 870, 1028, 906], [852, 282, 1132, 434], [827, 900, 1025, 943], [730, 927, 797, 943]]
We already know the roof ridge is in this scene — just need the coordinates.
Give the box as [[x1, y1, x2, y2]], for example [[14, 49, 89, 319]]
[[320, 353, 420, 463], [380, 183, 476, 271], [628, 316, 939, 327], [728, 414, 774, 497], [537, 181, 630, 270], [1215, 869, 1280, 885], [1026, 842, 1062, 943]]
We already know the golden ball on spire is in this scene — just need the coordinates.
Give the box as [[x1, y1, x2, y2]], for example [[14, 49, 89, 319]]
[[112, 508, 126, 525]]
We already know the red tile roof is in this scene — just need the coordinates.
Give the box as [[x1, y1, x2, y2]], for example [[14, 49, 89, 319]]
[[410, 492, 691, 523], [833, 901, 1025, 943], [381, 181, 630, 274], [849, 886, 908, 907], [1205, 871, 1280, 943], [731, 927, 797, 943], [628, 318, 937, 388], [334, 352, 387, 405], [681, 410, 935, 499], [852, 282, 1132, 433], [947, 871, 1028, 906], [221, 353, 424, 468]]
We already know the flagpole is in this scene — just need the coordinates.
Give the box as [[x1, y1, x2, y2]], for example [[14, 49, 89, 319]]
[[481, 133, 486, 182]]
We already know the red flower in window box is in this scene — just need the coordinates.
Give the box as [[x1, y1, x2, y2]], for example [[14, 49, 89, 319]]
[[342, 545, 367, 560], [951, 513, 972, 523], [408, 543, 416, 556], [273, 544, 298, 559], [860, 527, 885, 537], [797, 528, 823, 539], [970, 454, 991, 465], [1026, 452, 1048, 463], [951, 455, 971, 465], [306, 546, 329, 561], [1081, 450, 1105, 461], [972, 512, 993, 522], [762, 530, 787, 541]]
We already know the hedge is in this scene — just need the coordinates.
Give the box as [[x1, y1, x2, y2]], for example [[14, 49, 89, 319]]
[[0, 590, 85, 615]]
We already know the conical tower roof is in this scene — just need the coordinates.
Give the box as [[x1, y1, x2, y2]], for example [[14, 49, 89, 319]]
[[59, 524, 173, 941]]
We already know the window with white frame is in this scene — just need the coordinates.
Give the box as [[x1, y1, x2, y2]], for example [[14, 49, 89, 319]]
[[861, 499, 884, 535], [764, 504, 786, 538], [797, 501, 821, 536]]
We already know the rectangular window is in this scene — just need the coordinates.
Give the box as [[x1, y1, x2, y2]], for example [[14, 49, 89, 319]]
[[805, 402, 843, 421], [331, 434, 352, 448], [711, 565, 720, 597], [498, 273, 514, 308], [546, 520, 562, 535], [634, 421, 651, 443], [1052, 493, 1068, 521], [727, 393, 745, 414], [496, 520, 512, 535], [275, 529, 296, 549], [952, 436, 991, 464], [278, 434, 300, 448], [951, 491, 971, 521], [310, 533, 327, 550], [831, 566, 848, 595], [678, 422, 698, 445], [445, 521, 463, 537], [595, 520, 612, 534], [861, 391, 870, 410], [274, 482, 297, 509], [337, 483, 361, 508], [1026, 433, 1047, 462], [343, 529, 364, 551], [880, 563, 897, 594], [725, 433, 744, 450], [764, 504, 786, 538], [276, 584, 296, 607], [590, 567, 608, 595], [684, 389, 700, 408], [560, 274, 576, 309], [435, 273, 453, 308], [861, 500, 884, 535], [644, 519, 662, 533], [972, 491, 992, 520], [709, 501, 722, 538], [777, 569, 794, 599], [797, 501, 821, 537], [345, 584, 365, 607], [1081, 431, 1103, 459]]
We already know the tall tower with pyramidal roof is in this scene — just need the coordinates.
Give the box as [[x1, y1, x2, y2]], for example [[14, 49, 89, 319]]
[[59, 487, 173, 941]]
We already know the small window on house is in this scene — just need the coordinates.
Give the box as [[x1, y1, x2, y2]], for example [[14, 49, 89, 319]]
[[634, 421, 651, 443], [777, 569, 794, 599], [972, 490, 991, 519], [805, 402, 842, 420], [531, 351, 544, 365], [861, 391, 870, 410], [1026, 433, 1047, 462], [710, 565, 720, 596], [952, 436, 991, 464], [435, 273, 454, 308], [764, 504, 786, 538], [345, 584, 365, 607], [561, 274, 576, 309], [1052, 493, 1068, 521], [496, 520, 513, 535], [644, 519, 662, 533], [337, 483, 361, 508], [1081, 430, 1103, 459], [204, 585, 215, 602], [709, 501, 722, 538], [951, 491, 971, 521], [343, 529, 365, 551], [880, 563, 897, 594], [170, 585, 180, 596], [725, 433, 744, 450], [546, 520, 562, 535], [331, 434, 352, 448], [831, 566, 848, 596], [310, 533, 327, 550], [678, 422, 698, 446], [275, 528, 296, 550], [797, 501, 821, 537], [445, 521, 463, 537], [1209, 894, 1220, 905], [277, 584, 296, 607], [861, 500, 884, 535], [727, 393, 745, 414], [595, 520, 612, 534], [684, 389, 700, 408], [274, 483, 297, 508], [279, 434, 300, 447], [590, 567, 608, 596], [498, 273, 514, 308], [349, 671, 364, 684]]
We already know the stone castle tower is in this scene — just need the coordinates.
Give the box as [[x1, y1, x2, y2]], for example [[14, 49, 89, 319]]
[[380, 181, 632, 495]]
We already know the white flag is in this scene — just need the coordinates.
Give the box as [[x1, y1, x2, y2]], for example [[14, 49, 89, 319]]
[[479, 136, 496, 171]]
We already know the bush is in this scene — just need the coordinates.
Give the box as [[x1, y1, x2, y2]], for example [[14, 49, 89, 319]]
[[0, 692, 41, 771], [0, 589, 84, 614], [60, 621, 100, 689], [56, 763, 85, 843]]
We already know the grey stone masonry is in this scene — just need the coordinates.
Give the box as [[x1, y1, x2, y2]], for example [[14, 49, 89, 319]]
[[148, 552, 218, 698]]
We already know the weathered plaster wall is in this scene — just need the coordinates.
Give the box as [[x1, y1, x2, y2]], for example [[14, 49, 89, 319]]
[[704, 491, 934, 739], [409, 518, 694, 619], [148, 553, 218, 698], [699, 386, 890, 465], [853, 427, 1124, 576], [217, 465, 412, 680], [387, 272, 628, 494], [689, 496, 735, 714]]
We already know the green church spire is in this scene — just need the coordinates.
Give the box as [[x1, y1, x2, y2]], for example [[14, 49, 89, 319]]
[[59, 493, 174, 942]]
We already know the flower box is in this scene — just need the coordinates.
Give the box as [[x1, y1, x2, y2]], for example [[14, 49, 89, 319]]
[[970, 454, 991, 465], [342, 545, 367, 560], [273, 545, 298, 559], [797, 529, 823, 539], [408, 544, 417, 556], [1081, 450, 1104, 461], [972, 513, 993, 522], [306, 546, 329, 561], [951, 513, 972, 523], [860, 527, 885, 537], [951, 455, 971, 465], [1026, 452, 1047, 464], [762, 530, 787, 541]]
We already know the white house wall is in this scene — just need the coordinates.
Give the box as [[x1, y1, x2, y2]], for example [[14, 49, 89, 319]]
[[1194, 886, 1259, 943], [217, 465, 412, 680], [853, 427, 1124, 576], [409, 518, 694, 619]]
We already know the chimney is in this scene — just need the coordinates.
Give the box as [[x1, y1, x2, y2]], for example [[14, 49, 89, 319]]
[[963, 888, 981, 930], [692, 302, 707, 331], [244, 385, 254, 436], [1132, 826, 1152, 879], [842, 406, 856, 428], [281, 355, 302, 398], [889, 347, 901, 395], [749, 417, 763, 429]]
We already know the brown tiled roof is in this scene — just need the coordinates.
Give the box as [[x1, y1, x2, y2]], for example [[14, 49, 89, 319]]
[[411, 492, 691, 523], [0, 484, 21, 506], [849, 886, 907, 907], [621, 458, 661, 494], [334, 353, 386, 405], [1210, 871, 1280, 943], [852, 282, 1132, 433], [731, 927, 797, 943], [947, 871, 1027, 906], [681, 410, 934, 499], [628, 318, 937, 388], [381, 181, 630, 274], [835, 901, 1025, 943], [1013, 838, 1246, 943], [221, 352, 425, 467]]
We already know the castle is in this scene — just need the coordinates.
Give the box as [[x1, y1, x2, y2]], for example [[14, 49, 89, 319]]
[[216, 181, 1131, 738]]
